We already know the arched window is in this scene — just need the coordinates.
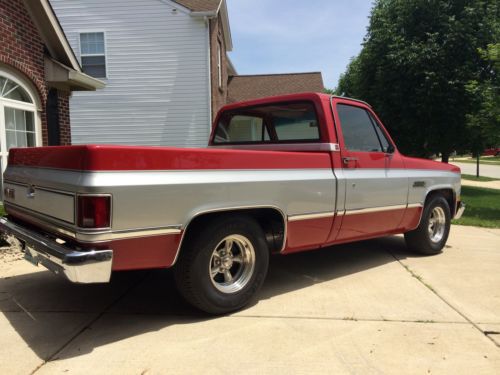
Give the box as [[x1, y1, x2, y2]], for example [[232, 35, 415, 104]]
[[0, 70, 41, 195]]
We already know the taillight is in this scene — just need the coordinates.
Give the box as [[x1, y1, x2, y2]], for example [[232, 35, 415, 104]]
[[77, 195, 111, 229]]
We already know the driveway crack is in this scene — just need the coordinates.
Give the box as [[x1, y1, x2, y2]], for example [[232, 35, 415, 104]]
[[389, 251, 500, 348]]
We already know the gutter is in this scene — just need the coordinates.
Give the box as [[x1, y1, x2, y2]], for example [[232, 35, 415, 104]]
[[190, 11, 217, 18], [68, 70, 106, 91]]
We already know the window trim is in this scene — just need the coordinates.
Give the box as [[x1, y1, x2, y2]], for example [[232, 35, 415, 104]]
[[212, 100, 322, 145], [367, 111, 395, 153], [79, 31, 108, 79]]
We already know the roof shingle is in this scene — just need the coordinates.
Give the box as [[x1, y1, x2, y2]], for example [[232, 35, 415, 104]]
[[227, 72, 325, 103], [172, 0, 221, 12]]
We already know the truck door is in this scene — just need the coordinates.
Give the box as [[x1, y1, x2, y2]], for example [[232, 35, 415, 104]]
[[332, 99, 408, 242]]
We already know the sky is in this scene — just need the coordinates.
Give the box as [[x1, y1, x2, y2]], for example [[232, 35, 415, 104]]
[[226, 0, 374, 89]]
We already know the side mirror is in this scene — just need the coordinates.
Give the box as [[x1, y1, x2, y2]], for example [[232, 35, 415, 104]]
[[386, 144, 395, 154]]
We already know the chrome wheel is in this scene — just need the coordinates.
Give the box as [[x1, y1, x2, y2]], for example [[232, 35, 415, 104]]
[[209, 234, 256, 294], [428, 206, 446, 243]]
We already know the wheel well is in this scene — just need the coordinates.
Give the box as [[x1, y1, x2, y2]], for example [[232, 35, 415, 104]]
[[181, 208, 286, 254], [425, 189, 456, 216]]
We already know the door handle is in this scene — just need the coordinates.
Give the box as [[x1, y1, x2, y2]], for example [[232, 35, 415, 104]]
[[343, 157, 359, 164]]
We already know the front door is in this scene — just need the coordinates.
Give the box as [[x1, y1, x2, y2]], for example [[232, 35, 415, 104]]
[[333, 100, 408, 241]]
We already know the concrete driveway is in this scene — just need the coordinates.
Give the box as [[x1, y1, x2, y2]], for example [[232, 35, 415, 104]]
[[1, 225, 499, 374]]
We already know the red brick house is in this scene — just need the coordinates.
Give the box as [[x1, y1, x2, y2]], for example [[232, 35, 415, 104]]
[[0, 0, 103, 179]]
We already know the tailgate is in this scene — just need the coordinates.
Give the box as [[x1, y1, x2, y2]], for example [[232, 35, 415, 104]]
[[4, 182, 75, 224]]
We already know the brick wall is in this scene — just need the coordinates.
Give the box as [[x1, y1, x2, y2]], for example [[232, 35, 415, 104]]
[[0, 0, 71, 146], [57, 91, 71, 145], [209, 15, 229, 121]]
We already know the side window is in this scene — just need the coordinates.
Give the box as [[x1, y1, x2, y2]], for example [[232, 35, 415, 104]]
[[337, 104, 382, 152], [215, 115, 269, 143]]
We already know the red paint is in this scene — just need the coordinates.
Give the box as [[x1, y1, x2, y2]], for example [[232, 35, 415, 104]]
[[109, 233, 182, 271], [334, 209, 407, 243], [283, 216, 333, 254], [398, 206, 423, 232], [8, 145, 332, 171]]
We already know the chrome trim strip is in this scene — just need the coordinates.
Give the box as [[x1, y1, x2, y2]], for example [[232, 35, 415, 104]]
[[75, 226, 182, 243], [407, 203, 424, 209], [344, 204, 408, 216], [208, 143, 339, 152], [288, 211, 335, 222]]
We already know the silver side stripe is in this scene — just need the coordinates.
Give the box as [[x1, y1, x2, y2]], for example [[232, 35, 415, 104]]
[[288, 212, 336, 222]]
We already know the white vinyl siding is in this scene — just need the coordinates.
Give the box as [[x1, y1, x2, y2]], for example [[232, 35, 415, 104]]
[[50, 0, 211, 147]]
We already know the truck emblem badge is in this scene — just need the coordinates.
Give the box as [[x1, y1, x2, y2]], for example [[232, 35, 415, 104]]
[[27, 185, 36, 199], [413, 181, 426, 188]]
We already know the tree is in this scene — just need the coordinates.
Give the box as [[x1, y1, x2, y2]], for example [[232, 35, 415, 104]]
[[335, 0, 499, 162]]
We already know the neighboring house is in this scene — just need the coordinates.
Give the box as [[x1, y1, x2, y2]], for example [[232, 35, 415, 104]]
[[227, 72, 325, 103], [50, 0, 232, 147], [0, 0, 103, 188], [50, 0, 324, 147]]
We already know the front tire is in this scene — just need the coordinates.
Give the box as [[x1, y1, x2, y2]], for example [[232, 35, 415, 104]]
[[174, 215, 269, 314], [404, 195, 451, 255]]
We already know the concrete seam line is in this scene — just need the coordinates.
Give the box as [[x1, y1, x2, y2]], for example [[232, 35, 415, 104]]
[[231, 315, 470, 325], [388, 250, 500, 349], [29, 273, 150, 375]]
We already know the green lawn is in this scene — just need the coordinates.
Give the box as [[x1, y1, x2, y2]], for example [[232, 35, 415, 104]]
[[461, 174, 499, 182], [453, 186, 500, 228], [0, 204, 4, 216]]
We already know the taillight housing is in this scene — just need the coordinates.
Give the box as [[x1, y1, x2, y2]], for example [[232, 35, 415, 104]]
[[77, 195, 111, 229]]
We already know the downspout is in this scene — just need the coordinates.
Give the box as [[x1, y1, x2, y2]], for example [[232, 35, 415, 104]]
[[205, 15, 213, 139]]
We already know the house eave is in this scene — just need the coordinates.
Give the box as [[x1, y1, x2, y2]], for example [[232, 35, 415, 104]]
[[189, 0, 232, 52], [45, 57, 105, 91], [22, 0, 82, 72]]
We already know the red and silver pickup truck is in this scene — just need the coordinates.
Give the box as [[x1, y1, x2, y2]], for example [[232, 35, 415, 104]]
[[0, 93, 464, 314]]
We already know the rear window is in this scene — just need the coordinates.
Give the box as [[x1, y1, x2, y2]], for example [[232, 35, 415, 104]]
[[213, 102, 320, 144]]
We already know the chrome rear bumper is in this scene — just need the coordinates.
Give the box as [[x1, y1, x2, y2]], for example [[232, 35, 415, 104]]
[[0, 217, 112, 283], [454, 201, 466, 220]]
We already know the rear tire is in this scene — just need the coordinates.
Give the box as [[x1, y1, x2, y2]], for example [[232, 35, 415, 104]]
[[174, 215, 269, 314], [404, 195, 451, 255]]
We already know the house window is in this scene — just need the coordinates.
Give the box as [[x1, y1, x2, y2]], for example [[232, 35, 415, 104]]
[[217, 42, 222, 88], [80, 32, 107, 78], [0, 71, 40, 198]]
